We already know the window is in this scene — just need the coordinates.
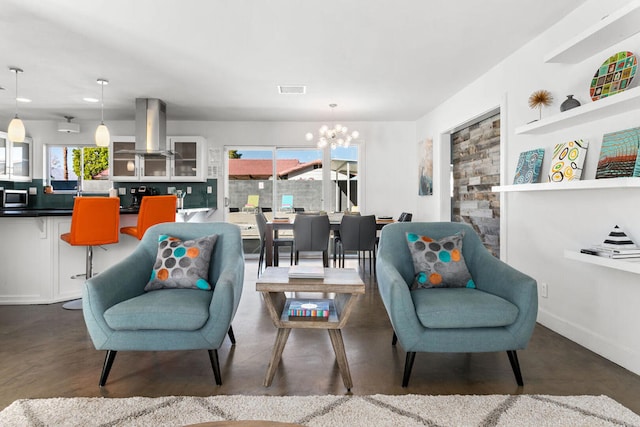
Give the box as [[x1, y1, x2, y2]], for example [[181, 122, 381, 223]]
[[46, 145, 111, 193], [330, 145, 359, 212]]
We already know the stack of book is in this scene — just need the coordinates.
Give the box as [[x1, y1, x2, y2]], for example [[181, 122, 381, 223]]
[[581, 225, 640, 259], [287, 300, 330, 320], [288, 265, 325, 279], [581, 245, 640, 259]]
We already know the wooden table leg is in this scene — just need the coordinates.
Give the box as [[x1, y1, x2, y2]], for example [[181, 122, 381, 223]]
[[264, 327, 291, 387], [327, 329, 353, 391]]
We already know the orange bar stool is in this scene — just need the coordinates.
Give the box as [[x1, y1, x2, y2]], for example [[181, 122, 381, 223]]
[[120, 195, 177, 240], [61, 196, 120, 310]]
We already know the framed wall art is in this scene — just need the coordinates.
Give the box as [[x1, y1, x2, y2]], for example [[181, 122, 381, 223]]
[[418, 137, 433, 195], [513, 148, 544, 184], [548, 139, 589, 182]]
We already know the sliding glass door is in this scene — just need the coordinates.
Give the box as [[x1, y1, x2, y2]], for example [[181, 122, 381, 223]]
[[224, 145, 360, 255]]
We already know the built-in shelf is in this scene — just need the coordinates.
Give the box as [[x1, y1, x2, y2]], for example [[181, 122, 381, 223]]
[[564, 249, 640, 274], [545, 0, 640, 63], [514, 86, 640, 135], [492, 177, 640, 192]]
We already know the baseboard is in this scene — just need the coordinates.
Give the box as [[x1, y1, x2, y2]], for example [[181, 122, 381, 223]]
[[537, 308, 640, 376]]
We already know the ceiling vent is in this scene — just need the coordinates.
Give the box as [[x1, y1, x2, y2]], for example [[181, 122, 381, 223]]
[[278, 85, 306, 95], [58, 116, 80, 133]]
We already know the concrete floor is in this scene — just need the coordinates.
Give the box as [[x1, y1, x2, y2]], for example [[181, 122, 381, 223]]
[[1, 257, 640, 415]]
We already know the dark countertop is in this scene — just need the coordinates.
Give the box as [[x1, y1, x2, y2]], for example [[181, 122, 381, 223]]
[[0, 208, 140, 217]]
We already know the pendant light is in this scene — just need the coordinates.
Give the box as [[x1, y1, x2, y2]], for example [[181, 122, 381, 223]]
[[7, 67, 26, 143], [95, 78, 110, 147]]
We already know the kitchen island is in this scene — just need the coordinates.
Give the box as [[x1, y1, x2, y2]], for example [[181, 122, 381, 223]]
[[0, 207, 215, 305]]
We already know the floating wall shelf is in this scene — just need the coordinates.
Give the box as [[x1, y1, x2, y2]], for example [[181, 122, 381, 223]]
[[544, 0, 640, 63], [564, 249, 640, 275], [514, 86, 640, 135], [492, 177, 640, 193]]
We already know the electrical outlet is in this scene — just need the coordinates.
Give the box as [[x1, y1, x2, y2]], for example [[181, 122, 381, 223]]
[[186, 186, 192, 194], [29, 187, 37, 195], [540, 282, 548, 298], [118, 187, 126, 195], [207, 186, 212, 194]]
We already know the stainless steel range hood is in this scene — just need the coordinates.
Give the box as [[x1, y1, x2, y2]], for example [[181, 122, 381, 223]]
[[117, 98, 173, 156]]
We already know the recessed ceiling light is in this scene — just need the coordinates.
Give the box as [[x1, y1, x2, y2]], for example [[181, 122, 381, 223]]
[[83, 97, 99, 103], [16, 97, 31, 103], [278, 85, 306, 95]]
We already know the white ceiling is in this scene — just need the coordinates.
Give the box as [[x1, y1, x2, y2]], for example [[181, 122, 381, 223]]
[[0, 0, 586, 123]]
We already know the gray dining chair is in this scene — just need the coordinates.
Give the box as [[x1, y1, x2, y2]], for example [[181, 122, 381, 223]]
[[293, 214, 330, 267], [255, 213, 293, 276], [336, 214, 377, 273]]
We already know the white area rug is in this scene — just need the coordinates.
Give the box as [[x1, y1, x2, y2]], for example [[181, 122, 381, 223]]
[[1, 394, 639, 426]]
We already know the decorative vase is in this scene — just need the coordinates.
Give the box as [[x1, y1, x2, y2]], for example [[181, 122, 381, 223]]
[[560, 95, 580, 112]]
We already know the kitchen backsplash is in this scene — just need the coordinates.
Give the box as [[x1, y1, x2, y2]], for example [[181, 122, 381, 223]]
[[1, 179, 217, 210]]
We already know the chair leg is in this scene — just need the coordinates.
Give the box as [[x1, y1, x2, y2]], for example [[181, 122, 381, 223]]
[[208, 349, 222, 386], [402, 352, 416, 387], [227, 325, 236, 345], [372, 249, 376, 276], [392, 332, 397, 345], [257, 242, 265, 277], [99, 350, 117, 387], [507, 350, 524, 386]]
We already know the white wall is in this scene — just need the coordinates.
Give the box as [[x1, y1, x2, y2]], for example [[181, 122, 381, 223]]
[[415, 0, 640, 375], [23, 119, 416, 222]]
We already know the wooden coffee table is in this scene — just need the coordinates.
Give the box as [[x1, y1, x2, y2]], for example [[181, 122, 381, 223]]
[[256, 267, 365, 391]]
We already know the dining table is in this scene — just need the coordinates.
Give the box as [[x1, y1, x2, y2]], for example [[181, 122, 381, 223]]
[[264, 216, 394, 267]]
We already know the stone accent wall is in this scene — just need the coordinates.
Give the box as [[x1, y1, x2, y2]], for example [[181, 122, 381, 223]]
[[451, 114, 500, 257]]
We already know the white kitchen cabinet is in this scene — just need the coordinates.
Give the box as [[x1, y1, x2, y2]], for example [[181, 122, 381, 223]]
[[0, 215, 139, 305], [110, 136, 205, 182], [0, 131, 32, 182], [169, 136, 206, 182]]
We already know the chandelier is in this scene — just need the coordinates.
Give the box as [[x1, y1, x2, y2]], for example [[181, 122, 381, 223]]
[[305, 104, 359, 149]]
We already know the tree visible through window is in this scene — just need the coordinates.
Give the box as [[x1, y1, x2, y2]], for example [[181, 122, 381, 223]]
[[47, 145, 110, 192]]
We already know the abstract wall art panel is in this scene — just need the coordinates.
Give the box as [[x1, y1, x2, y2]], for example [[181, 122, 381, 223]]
[[418, 137, 433, 195], [548, 139, 589, 182], [595, 126, 640, 179], [513, 148, 544, 184]]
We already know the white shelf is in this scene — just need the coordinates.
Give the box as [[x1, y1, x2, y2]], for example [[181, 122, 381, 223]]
[[493, 177, 640, 192], [545, 0, 640, 63], [564, 249, 640, 274], [514, 86, 640, 135]]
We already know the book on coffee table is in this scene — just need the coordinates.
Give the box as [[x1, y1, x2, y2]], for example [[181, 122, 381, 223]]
[[288, 265, 325, 279], [287, 299, 330, 320]]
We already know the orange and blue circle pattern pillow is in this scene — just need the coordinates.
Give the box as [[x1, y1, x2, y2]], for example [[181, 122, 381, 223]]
[[145, 234, 218, 291], [406, 232, 476, 290]]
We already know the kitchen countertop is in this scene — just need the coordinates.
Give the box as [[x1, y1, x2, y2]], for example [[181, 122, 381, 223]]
[[0, 207, 215, 218], [0, 208, 141, 217]]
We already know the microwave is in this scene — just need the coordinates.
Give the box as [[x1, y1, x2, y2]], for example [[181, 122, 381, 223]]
[[1, 189, 28, 208]]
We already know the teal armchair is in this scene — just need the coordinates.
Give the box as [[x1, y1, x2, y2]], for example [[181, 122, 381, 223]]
[[376, 222, 537, 387], [82, 222, 244, 387]]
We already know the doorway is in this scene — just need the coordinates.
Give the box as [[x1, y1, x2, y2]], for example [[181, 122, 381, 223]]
[[450, 112, 501, 257]]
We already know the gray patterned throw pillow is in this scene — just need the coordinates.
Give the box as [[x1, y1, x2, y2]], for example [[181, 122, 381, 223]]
[[406, 231, 476, 290], [145, 234, 218, 291]]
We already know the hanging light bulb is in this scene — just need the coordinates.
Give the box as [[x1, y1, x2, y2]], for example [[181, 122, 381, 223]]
[[95, 78, 110, 147], [305, 103, 360, 149], [7, 67, 25, 143]]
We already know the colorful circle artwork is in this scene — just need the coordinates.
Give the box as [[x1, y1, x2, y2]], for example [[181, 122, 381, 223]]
[[547, 139, 588, 183], [590, 51, 637, 101]]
